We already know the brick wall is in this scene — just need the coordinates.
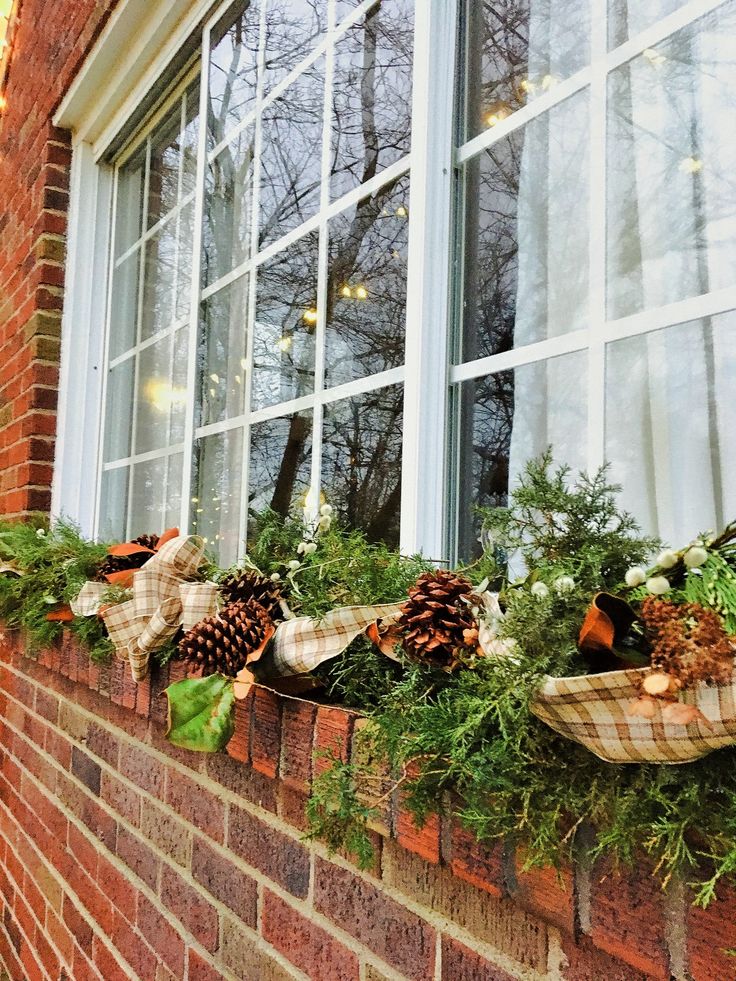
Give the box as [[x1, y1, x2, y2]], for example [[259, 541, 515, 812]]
[[0, 0, 117, 517], [0, 631, 732, 980]]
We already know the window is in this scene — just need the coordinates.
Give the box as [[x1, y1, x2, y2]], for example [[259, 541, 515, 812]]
[[89, 0, 736, 565], [452, 0, 736, 559], [98, 0, 414, 562]]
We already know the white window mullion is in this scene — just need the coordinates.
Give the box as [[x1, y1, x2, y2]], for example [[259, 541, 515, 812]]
[[236, 0, 269, 560], [586, 0, 608, 475], [178, 46, 210, 532], [400, 0, 458, 560]]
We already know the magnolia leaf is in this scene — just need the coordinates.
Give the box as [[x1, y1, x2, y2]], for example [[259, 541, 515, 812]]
[[165, 673, 235, 752]]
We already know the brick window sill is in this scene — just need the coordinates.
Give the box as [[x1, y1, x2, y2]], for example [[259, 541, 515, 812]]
[[0, 626, 729, 980]]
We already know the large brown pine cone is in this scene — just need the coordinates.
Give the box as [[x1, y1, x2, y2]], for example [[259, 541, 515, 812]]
[[178, 599, 274, 677], [398, 570, 477, 671], [94, 534, 160, 582], [219, 569, 283, 619]]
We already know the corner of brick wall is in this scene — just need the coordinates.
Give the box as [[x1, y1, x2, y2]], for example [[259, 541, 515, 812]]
[[0, 0, 118, 517], [0, 626, 730, 980]]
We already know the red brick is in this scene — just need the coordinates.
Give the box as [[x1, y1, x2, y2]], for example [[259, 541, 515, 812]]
[[85, 722, 120, 767], [590, 858, 670, 979], [280, 698, 316, 790], [687, 880, 736, 981], [111, 909, 159, 979], [191, 836, 257, 925], [314, 706, 355, 776], [165, 769, 225, 844], [225, 692, 252, 764], [514, 851, 576, 935], [396, 762, 440, 864], [160, 865, 219, 952], [251, 687, 281, 778], [33, 688, 58, 723], [100, 771, 141, 827], [187, 947, 224, 981], [91, 934, 129, 981], [96, 854, 137, 923], [136, 893, 186, 977], [228, 804, 310, 898], [71, 746, 101, 795], [448, 820, 506, 898], [118, 742, 166, 798], [262, 887, 360, 980], [115, 827, 160, 892], [561, 934, 650, 981], [441, 937, 516, 981], [314, 857, 435, 980], [62, 894, 93, 953]]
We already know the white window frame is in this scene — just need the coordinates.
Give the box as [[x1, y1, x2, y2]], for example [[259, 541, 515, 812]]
[[54, 0, 458, 560]]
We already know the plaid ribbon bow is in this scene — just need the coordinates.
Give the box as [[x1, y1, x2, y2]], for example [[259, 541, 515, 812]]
[[73, 535, 217, 682]]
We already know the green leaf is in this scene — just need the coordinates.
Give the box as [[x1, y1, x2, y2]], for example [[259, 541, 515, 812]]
[[165, 673, 235, 752]]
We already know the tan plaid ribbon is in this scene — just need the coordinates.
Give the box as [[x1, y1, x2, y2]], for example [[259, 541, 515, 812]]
[[268, 603, 404, 677], [531, 668, 736, 764], [74, 535, 216, 682]]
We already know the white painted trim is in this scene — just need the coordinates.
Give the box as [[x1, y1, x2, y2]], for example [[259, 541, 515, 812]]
[[399, 0, 458, 560], [51, 143, 113, 535], [54, 0, 212, 158]]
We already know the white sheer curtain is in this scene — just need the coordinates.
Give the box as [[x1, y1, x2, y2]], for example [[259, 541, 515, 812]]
[[510, 0, 736, 546]]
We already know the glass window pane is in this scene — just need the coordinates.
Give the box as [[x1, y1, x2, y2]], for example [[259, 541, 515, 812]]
[[135, 335, 187, 454], [198, 277, 249, 428], [264, 0, 326, 92], [130, 458, 167, 536], [115, 147, 145, 257], [109, 251, 140, 360], [191, 429, 245, 565], [209, 2, 260, 149], [148, 105, 183, 228], [325, 176, 409, 387], [321, 384, 403, 546], [607, 4, 736, 319], [259, 58, 325, 247], [99, 468, 129, 541], [330, 0, 414, 200], [463, 0, 590, 142], [141, 219, 178, 339], [175, 202, 195, 320], [455, 350, 588, 561], [248, 412, 312, 533], [605, 313, 736, 547], [182, 82, 200, 197], [165, 452, 184, 530], [252, 231, 318, 409], [203, 128, 255, 287], [103, 359, 135, 463], [608, 0, 690, 49], [459, 91, 589, 363]]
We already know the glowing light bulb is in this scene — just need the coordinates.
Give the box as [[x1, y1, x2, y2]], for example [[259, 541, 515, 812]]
[[395, 205, 408, 218], [240, 358, 247, 370], [354, 285, 368, 300], [144, 379, 187, 412], [191, 497, 199, 503], [679, 156, 703, 174], [277, 335, 293, 352], [541, 74, 558, 90], [209, 373, 220, 383], [235, 374, 242, 384], [643, 47, 666, 67], [520, 78, 536, 95], [303, 308, 318, 325], [0, 95, 6, 112], [341, 285, 352, 298], [209, 387, 216, 397]]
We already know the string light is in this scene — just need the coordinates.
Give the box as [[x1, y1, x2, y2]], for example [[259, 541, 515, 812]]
[[679, 156, 703, 174], [520, 78, 537, 96], [541, 74, 558, 91], [209, 373, 219, 383], [395, 205, 408, 217], [340, 285, 352, 298], [240, 358, 247, 370], [354, 285, 368, 300], [643, 47, 667, 67], [302, 307, 318, 325], [277, 335, 292, 352]]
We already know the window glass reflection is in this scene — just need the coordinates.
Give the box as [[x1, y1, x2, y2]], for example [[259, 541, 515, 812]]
[[608, 0, 690, 49], [115, 148, 145, 257], [463, 0, 590, 142], [325, 175, 408, 387], [607, 3, 736, 319], [99, 468, 129, 541], [148, 106, 182, 228], [248, 413, 312, 537], [141, 219, 178, 340], [259, 58, 325, 246], [460, 91, 589, 362], [103, 360, 134, 463], [209, 2, 260, 149], [198, 277, 249, 428], [192, 429, 245, 565], [253, 231, 318, 409], [455, 351, 587, 561], [203, 127, 255, 287], [109, 252, 140, 360], [264, 0, 326, 91], [321, 384, 403, 546], [130, 457, 167, 537], [330, 0, 413, 200]]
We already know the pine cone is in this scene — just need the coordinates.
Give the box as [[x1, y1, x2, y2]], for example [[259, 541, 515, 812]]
[[219, 569, 283, 619], [398, 570, 477, 671], [95, 534, 160, 582], [178, 599, 274, 677]]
